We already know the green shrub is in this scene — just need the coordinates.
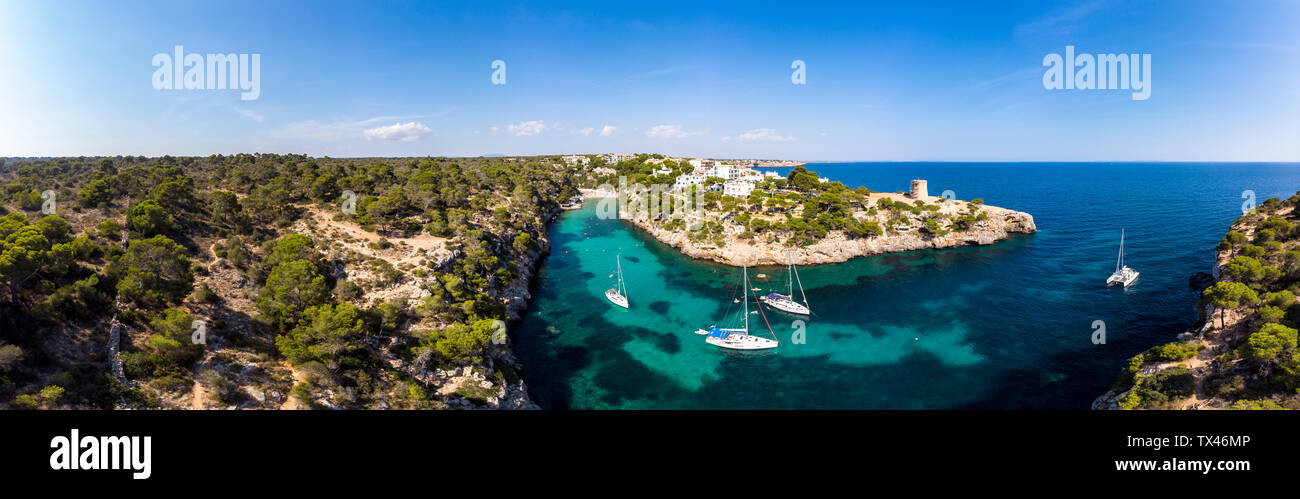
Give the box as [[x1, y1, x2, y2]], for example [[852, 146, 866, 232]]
[[1152, 341, 1201, 362]]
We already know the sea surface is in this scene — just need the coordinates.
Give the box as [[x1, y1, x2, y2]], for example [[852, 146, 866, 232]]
[[512, 163, 1300, 409]]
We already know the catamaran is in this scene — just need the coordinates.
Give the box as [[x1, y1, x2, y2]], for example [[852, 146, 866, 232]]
[[759, 251, 810, 315], [694, 265, 779, 350], [605, 254, 629, 308], [1106, 228, 1139, 287]]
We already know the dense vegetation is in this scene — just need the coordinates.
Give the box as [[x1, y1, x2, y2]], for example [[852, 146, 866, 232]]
[[0, 154, 579, 409], [1111, 193, 1300, 410]]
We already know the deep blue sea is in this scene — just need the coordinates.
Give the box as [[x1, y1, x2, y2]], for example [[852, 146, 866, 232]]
[[513, 163, 1300, 409]]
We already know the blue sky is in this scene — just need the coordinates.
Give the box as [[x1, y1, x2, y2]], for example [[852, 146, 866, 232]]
[[0, 0, 1296, 161]]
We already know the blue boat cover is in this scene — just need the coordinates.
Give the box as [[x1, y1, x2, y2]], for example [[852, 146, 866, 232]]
[[706, 326, 729, 338]]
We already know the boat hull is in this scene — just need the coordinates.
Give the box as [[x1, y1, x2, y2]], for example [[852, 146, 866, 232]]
[[1106, 267, 1139, 287], [605, 288, 629, 308], [759, 295, 810, 315], [705, 334, 779, 350]]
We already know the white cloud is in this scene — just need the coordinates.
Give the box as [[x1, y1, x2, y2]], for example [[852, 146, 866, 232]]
[[599, 125, 619, 137], [235, 108, 265, 123], [506, 120, 546, 136], [737, 128, 794, 142], [273, 114, 441, 142], [363, 121, 433, 142], [645, 124, 704, 139], [575, 127, 595, 136]]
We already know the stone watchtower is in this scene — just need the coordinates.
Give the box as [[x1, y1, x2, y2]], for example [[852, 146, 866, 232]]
[[910, 179, 928, 198]]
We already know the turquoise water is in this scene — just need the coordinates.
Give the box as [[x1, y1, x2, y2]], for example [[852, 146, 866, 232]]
[[513, 163, 1300, 409]]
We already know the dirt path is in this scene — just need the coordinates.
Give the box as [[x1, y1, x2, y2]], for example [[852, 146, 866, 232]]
[[191, 377, 207, 409], [279, 362, 307, 410], [1169, 308, 1249, 409]]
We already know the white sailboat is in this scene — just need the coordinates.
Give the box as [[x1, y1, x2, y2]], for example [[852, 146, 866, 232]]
[[1106, 228, 1139, 287], [605, 254, 629, 308], [694, 265, 779, 350], [759, 250, 810, 315]]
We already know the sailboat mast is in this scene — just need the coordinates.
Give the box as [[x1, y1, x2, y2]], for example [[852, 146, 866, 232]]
[[742, 265, 749, 332], [1116, 229, 1124, 272], [787, 250, 794, 297], [617, 255, 626, 296], [795, 265, 807, 305], [789, 249, 807, 305]]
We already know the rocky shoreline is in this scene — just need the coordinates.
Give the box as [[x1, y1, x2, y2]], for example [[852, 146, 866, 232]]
[[617, 195, 1037, 267]]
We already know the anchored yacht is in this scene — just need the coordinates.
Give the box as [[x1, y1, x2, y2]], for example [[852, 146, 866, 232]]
[[694, 265, 779, 350], [605, 254, 629, 308], [759, 251, 810, 315], [1106, 229, 1139, 287]]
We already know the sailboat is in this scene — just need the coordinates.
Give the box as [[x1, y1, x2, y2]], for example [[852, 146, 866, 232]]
[[694, 265, 780, 350], [759, 250, 810, 315], [1106, 228, 1139, 287], [605, 254, 629, 308]]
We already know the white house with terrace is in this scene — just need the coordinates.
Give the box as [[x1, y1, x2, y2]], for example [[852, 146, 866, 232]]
[[723, 179, 755, 197]]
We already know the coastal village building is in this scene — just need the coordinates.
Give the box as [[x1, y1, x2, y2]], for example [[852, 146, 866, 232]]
[[600, 153, 636, 164], [688, 158, 715, 169], [674, 172, 708, 190], [668, 160, 770, 197], [723, 179, 755, 197], [562, 155, 590, 165], [709, 164, 736, 180]]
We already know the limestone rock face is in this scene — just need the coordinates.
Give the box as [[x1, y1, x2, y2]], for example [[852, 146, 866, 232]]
[[623, 204, 1037, 267]]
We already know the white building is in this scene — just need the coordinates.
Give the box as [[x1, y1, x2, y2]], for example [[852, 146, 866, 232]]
[[723, 180, 755, 197], [601, 153, 636, 163], [562, 155, 590, 165], [674, 172, 707, 190]]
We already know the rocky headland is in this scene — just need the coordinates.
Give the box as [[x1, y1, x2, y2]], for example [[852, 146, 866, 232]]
[[610, 190, 1036, 267]]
